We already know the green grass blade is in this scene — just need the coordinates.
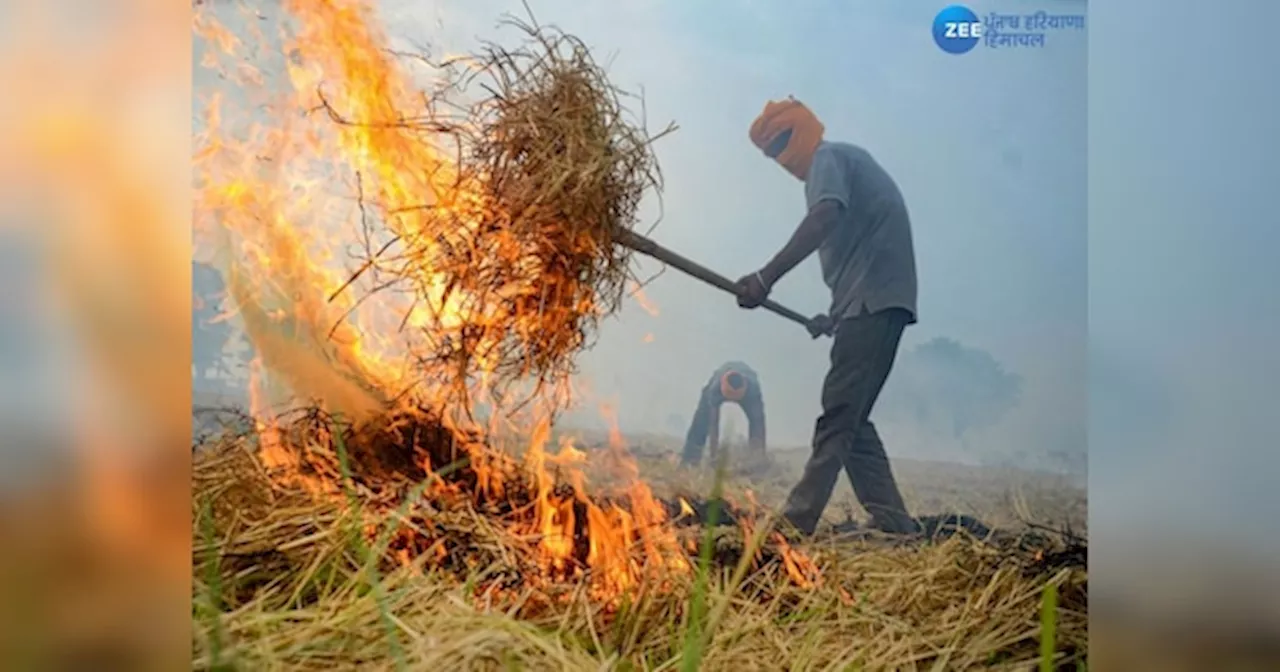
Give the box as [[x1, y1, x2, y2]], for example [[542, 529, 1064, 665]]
[[1039, 579, 1059, 671], [679, 452, 728, 672], [196, 495, 228, 669]]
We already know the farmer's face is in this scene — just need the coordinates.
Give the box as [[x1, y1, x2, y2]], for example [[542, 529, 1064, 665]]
[[763, 128, 792, 162]]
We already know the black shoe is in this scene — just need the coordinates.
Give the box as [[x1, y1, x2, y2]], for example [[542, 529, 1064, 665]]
[[831, 519, 861, 536], [774, 512, 816, 540], [915, 513, 991, 540], [866, 507, 923, 536]]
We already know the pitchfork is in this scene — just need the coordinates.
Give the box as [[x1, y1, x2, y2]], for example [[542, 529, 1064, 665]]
[[615, 229, 830, 338]]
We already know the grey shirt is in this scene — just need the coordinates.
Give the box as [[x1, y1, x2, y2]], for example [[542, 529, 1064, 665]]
[[805, 141, 918, 323]]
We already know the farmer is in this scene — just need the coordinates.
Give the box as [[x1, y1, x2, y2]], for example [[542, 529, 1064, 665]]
[[734, 97, 919, 536], [680, 361, 766, 467]]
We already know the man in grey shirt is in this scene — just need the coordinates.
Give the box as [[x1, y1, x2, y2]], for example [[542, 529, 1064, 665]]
[[736, 98, 919, 535], [680, 361, 766, 467]]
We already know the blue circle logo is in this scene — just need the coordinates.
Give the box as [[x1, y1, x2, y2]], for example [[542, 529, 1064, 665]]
[[933, 5, 982, 55]]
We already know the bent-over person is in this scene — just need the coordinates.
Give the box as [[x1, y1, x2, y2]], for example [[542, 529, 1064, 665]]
[[680, 361, 766, 467]]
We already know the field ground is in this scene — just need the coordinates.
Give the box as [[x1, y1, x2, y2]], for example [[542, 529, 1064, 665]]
[[593, 430, 1088, 536], [192, 416, 1091, 670]]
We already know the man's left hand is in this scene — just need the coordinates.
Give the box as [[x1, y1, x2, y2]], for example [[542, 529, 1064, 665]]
[[735, 271, 771, 309], [805, 313, 834, 339]]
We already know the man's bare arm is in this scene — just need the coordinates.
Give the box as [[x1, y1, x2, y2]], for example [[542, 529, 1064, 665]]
[[758, 200, 843, 287]]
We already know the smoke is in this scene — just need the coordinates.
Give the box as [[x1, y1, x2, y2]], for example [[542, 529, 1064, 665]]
[[191, 261, 251, 394]]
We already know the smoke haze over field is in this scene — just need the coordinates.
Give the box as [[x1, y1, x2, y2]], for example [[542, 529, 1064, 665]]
[[1087, 0, 1280, 561]]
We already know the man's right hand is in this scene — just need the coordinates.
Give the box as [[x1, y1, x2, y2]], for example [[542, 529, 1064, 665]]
[[805, 313, 834, 339], [734, 272, 771, 309]]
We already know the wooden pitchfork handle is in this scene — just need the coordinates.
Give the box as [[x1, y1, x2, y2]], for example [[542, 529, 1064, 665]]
[[616, 229, 830, 337]]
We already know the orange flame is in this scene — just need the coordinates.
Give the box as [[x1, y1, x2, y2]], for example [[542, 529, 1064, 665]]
[[629, 282, 660, 317], [772, 532, 821, 589], [678, 498, 696, 519]]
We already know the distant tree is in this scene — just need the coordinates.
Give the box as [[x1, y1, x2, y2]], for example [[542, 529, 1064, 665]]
[[878, 337, 1022, 440]]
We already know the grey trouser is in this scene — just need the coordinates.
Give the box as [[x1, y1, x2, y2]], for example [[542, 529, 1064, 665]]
[[681, 391, 765, 466], [781, 308, 918, 535]]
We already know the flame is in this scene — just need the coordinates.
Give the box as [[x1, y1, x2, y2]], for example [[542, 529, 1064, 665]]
[[772, 532, 821, 589], [628, 282, 660, 317], [678, 498, 695, 519]]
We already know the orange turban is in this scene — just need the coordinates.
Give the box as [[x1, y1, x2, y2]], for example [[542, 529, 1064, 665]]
[[719, 370, 748, 402], [748, 98, 825, 179]]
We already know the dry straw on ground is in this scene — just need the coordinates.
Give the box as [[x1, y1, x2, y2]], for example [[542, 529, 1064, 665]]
[[193, 424, 1087, 671]]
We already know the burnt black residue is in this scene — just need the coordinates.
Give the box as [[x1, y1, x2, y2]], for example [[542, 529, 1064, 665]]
[[340, 406, 458, 484], [661, 497, 741, 527], [917, 513, 993, 539], [669, 502, 1088, 575]]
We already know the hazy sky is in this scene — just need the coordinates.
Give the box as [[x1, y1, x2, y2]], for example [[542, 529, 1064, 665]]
[[367, 0, 1089, 463], [1087, 0, 1280, 557]]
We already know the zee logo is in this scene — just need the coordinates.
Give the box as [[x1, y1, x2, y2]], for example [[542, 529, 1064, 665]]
[[933, 5, 983, 55]]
